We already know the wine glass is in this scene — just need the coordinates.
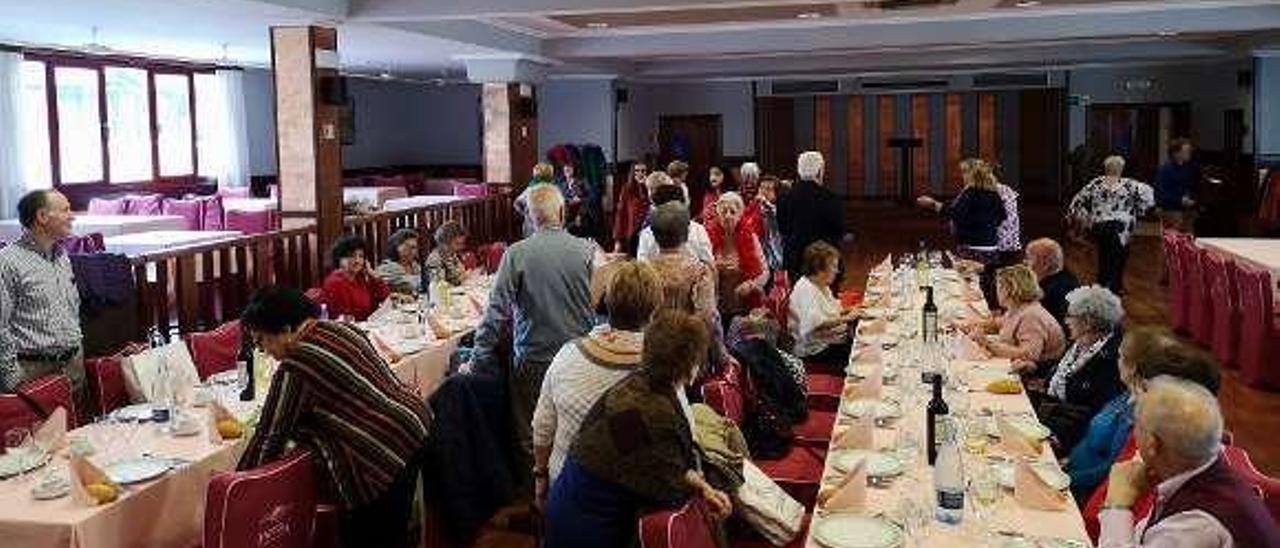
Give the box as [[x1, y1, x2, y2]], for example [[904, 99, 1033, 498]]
[[967, 464, 1000, 541]]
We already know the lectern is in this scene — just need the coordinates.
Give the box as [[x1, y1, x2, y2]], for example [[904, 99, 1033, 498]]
[[887, 137, 924, 202]]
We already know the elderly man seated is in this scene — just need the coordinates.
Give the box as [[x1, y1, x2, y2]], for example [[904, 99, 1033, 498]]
[[1100, 377, 1280, 547], [1025, 237, 1080, 328]]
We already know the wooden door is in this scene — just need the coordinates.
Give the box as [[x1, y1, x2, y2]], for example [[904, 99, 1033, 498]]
[[659, 114, 722, 211]]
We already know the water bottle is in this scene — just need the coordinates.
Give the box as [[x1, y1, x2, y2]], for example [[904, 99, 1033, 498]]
[[933, 420, 965, 525], [319, 303, 330, 321]]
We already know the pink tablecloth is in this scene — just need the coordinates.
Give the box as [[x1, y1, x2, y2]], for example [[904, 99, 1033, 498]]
[[382, 195, 465, 212], [103, 230, 242, 257], [0, 215, 187, 241]]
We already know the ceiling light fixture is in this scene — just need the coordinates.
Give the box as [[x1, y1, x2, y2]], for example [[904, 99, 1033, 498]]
[[797, 12, 823, 19], [1157, 30, 1179, 37], [586, 22, 609, 29], [1015, 1, 1041, 7]]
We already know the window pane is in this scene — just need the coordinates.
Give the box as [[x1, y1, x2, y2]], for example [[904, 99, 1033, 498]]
[[19, 61, 51, 189], [54, 67, 103, 184], [156, 74, 193, 177], [105, 67, 153, 182], [194, 73, 222, 178]]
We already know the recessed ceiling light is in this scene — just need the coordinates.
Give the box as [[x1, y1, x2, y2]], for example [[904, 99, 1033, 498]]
[[797, 12, 823, 19], [1015, 1, 1041, 7], [1157, 30, 1179, 37], [586, 22, 609, 29], [379, 70, 393, 80]]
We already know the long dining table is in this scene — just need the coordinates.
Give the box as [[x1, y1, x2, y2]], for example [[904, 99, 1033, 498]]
[[804, 259, 1091, 547], [0, 276, 491, 548]]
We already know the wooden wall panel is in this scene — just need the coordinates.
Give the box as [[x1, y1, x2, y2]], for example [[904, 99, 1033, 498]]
[[978, 92, 999, 165], [815, 96, 833, 168], [846, 96, 865, 196], [911, 94, 931, 198], [945, 94, 963, 193], [878, 96, 896, 197], [755, 97, 795, 178]]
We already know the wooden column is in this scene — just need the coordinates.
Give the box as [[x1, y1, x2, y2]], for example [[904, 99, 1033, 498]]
[[271, 26, 343, 261], [483, 83, 537, 191]]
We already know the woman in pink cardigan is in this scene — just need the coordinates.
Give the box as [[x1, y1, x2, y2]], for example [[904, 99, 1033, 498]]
[[970, 264, 1067, 374]]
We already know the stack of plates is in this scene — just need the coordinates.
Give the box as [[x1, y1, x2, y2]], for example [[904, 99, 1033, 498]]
[[813, 515, 903, 548], [0, 449, 50, 478]]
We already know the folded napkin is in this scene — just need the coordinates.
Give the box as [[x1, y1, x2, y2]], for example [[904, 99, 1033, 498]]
[[834, 413, 875, 450], [369, 330, 404, 363], [70, 456, 117, 507], [851, 345, 883, 364], [997, 415, 1044, 458], [1014, 460, 1069, 511], [858, 320, 888, 336], [852, 368, 882, 400], [819, 457, 867, 511], [33, 407, 68, 453]]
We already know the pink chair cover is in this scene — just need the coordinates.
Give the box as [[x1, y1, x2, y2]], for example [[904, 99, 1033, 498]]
[[124, 194, 163, 216], [1187, 247, 1214, 346], [639, 499, 718, 548], [216, 186, 251, 199], [162, 198, 204, 230], [1163, 231, 1191, 334], [199, 194, 226, 231], [225, 209, 273, 235], [1205, 253, 1240, 368], [187, 320, 242, 381], [454, 184, 489, 198], [1235, 265, 1280, 389], [87, 197, 128, 215], [204, 450, 318, 548]]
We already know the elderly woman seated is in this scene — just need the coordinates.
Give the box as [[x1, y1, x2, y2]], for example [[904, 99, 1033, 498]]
[[788, 241, 860, 371], [375, 228, 424, 295], [1034, 284, 1126, 451], [533, 260, 662, 504], [542, 311, 732, 547], [322, 235, 392, 321], [969, 264, 1066, 368], [706, 191, 769, 317], [424, 220, 468, 287]]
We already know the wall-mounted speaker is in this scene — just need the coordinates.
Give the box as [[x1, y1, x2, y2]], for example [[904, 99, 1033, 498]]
[[615, 88, 629, 104], [319, 76, 348, 106]]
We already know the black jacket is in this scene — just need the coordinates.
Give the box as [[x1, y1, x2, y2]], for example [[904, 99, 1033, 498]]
[[1039, 269, 1080, 328], [777, 179, 845, 277], [942, 187, 1007, 247], [1039, 329, 1124, 452]]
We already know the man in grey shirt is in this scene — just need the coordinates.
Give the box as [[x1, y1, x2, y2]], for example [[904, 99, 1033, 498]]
[[0, 190, 84, 409], [465, 184, 596, 469]]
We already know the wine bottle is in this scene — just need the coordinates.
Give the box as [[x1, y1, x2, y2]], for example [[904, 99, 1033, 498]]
[[926, 374, 949, 465], [922, 285, 938, 343], [238, 326, 255, 402]]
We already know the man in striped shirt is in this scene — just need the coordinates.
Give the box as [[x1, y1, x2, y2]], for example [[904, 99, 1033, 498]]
[[238, 286, 429, 548], [0, 190, 84, 408]]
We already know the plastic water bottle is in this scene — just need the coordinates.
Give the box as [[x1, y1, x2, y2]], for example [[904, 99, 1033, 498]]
[[933, 419, 965, 525]]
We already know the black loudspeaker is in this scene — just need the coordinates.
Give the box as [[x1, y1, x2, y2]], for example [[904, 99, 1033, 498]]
[[319, 76, 348, 106], [615, 88, 629, 104], [1238, 70, 1253, 89], [515, 96, 537, 118]]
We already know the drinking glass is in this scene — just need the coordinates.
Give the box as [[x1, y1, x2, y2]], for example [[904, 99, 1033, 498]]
[[967, 464, 1000, 541]]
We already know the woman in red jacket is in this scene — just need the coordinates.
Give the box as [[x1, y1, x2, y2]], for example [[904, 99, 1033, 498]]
[[705, 191, 769, 317], [321, 235, 391, 321]]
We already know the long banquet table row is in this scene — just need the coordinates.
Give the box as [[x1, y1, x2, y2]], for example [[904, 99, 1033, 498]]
[[0, 275, 491, 548], [805, 258, 1090, 547]]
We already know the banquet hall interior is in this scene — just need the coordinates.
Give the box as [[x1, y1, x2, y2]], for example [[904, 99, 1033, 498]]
[[2, 0, 1280, 547]]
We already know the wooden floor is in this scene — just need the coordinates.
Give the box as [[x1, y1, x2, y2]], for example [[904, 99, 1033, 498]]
[[840, 202, 1280, 475]]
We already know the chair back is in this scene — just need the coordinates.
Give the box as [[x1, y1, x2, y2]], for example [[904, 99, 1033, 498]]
[[767, 270, 792, 332], [1204, 252, 1240, 367], [638, 498, 718, 548], [1186, 246, 1214, 345], [1234, 264, 1278, 389], [0, 375, 77, 436], [187, 320, 243, 380], [482, 242, 506, 274], [84, 344, 148, 418], [124, 194, 163, 216], [87, 197, 128, 215], [204, 450, 318, 548], [225, 209, 274, 235], [700, 360, 745, 426], [1223, 445, 1280, 523], [161, 198, 204, 230]]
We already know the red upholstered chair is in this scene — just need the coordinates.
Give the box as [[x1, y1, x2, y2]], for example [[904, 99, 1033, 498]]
[[766, 271, 791, 333], [187, 320, 243, 381], [124, 194, 163, 216], [204, 450, 318, 548], [162, 198, 204, 230], [482, 242, 506, 274], [1163, 231, 1192, 334], [1234, 265, 1280, 389], [1204, 253, 1240, 368], [1186, 246, 1214, 346], [0, 375, 77, 436], [85, 353, 131, 419], [638, 498, 718, 548], [1223, 445, 1280, 523], [87, 197, 128, 215]]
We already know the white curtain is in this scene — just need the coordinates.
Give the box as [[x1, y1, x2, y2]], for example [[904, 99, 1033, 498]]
[[214, 69, 250, 189], [0, 52, 26, 219]]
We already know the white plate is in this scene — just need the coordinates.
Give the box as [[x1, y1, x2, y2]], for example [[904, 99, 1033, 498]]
[[832, 450, 904, 478], [813, 514, 903, 548], [112, 403, 160, 422], [846, 362, 898, 380], [32, 475, 70, 500], [840, 399, 903, 420], [104, 457, 173, 485], [988, 414, 1052, 440], [0, 449, 50, 478], [993, 461, 1070, 491]]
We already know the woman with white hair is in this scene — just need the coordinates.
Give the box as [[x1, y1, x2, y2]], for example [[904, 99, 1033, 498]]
[[738, 162, 761, 201], [706, 192, 769, 317], [1068, 155, 1155, 295], [1035, 284, 1127, 451]]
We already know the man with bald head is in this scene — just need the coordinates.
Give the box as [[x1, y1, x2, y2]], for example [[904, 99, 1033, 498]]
[[1, 190, 84, 401], [1025, 238, 1079, 328], [466, 184, 596, 471], [1100, 377, 1280, 547]]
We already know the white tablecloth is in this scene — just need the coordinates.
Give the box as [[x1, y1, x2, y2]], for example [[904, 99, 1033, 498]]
[[104, 230, 243, 257], [382, 195, 465, 212], [1198, 238, 1280, 276], [0, 215, 187, 241], [221, 198, 277, 213], [343, 187, 409, 208]]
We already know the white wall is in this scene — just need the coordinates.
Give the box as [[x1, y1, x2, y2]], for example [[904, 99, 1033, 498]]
[[241, 68, 483, 175], [617, 81, 756, 162], [1068, 60, 1253, 152], [1255, 54, 1280, 159], [538, 78, 616, 160]]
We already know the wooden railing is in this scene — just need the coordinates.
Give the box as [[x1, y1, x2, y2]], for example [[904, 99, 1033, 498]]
[[128, 193, 513, 341]]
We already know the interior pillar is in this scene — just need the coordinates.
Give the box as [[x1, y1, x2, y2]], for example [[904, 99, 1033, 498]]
[[270, 25, 344, 258], [482, 82, 538, 192]]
